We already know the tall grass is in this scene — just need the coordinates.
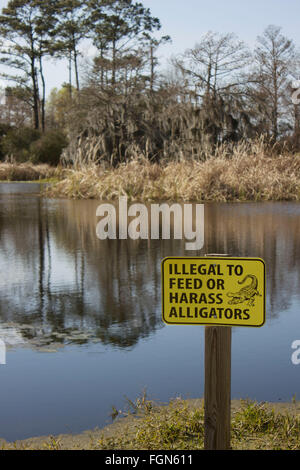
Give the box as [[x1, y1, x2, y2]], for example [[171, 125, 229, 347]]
[[45, 139, 300, 201]]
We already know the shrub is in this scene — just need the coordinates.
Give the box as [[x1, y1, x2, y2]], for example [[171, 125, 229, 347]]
[[0, 123, 12, 160], [1, 127, 41, 162], [29, 130, 68, 166], [0, 127, 68, 165]]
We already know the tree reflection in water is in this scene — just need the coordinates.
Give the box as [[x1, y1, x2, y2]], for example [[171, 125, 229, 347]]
[[0, 196, 299, 350]]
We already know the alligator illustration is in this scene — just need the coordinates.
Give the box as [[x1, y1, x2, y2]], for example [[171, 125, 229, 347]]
[[227, 274, 261, 307]]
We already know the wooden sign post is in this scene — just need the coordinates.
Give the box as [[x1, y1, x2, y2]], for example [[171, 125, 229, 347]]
[[161, 256, 265, 451], [204, 326, 231, 450]]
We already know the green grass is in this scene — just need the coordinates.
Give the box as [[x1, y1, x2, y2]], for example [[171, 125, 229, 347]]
[[91, 397, 300, 451], [2, 398, 300, 450]]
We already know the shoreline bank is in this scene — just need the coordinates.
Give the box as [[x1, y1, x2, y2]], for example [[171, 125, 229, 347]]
[[1, 399, 300, 450], [1, 149, 300, 202]]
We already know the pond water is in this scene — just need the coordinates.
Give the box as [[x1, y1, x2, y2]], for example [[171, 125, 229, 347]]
[[0, 188, 300, 441]]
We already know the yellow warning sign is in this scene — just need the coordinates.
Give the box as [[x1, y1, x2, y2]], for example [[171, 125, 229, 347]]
[[162, 257, 265, 327]]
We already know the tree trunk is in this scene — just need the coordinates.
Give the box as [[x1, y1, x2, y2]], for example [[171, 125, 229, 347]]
[[69, 51, 72, 98], [74, 46, 80, 91], [100, 46, 104, 87], [112, 38, 116, 85], [39, 55, 46, 132], [31, 57, 39, 130], [150, 45, 154, 93]]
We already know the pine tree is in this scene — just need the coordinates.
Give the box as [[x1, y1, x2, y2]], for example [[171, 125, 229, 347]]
[[0, 0, 56, 130], [88, 0, 161, 86], [53, 0, 88, 92]]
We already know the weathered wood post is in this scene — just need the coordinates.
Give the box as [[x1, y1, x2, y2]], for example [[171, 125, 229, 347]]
[[161, 255, 265, 451], [204, 325, 232, 450]]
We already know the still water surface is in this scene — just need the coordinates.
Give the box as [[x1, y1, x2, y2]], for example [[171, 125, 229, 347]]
[[0, 186, 300, 441]]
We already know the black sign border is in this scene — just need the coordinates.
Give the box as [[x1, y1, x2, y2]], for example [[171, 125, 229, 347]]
[[161, 257, 266, 327]]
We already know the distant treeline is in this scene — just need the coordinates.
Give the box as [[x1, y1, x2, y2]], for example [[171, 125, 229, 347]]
[[0, 0, 300, 165]]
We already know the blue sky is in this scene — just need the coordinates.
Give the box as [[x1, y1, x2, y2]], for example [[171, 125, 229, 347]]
[[142, 0, 300, 73], [142, 0, 300, 48], [0, 0, 300, 93]]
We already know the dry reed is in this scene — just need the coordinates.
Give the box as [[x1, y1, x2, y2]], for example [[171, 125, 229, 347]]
[[45, 140, 300, 202], [0, 163, 60, 181]]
